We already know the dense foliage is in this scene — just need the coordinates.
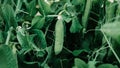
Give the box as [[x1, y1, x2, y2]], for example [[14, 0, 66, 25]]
[[0, 0, 120, 68]]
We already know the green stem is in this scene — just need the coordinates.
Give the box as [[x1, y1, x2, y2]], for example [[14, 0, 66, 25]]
[[63, 46, 73, 54], [15, 0, 23, 16], [5, 27, 13, 45], [46, 15, 58, 18], [101, 30, 120, 64]]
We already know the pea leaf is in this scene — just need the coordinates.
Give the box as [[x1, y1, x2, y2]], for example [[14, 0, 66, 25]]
[[1, 4, 17, 31], [97, 64, 118, 68], [17, 27, 35, 50], [32, 29, 47, 49], [17, 27, 29, 48], [71, 0, 84, 5], [31, 16, 45, 29], [0, 45, 18, 68], [73, 58, 88, 68], [70, 16, 82, 33], [88, 61, 96, 68], [101, 21, 120, 44], [38, 0, 52, 15], [61, 12, 72, 23], [26, 0, 37, 16], [71, 0, 85, 12], [0, 30, 4, 43], [72, 49, 87, 56]]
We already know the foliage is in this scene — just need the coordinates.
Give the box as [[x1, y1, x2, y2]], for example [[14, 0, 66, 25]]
[[0, 0, 120, 68]]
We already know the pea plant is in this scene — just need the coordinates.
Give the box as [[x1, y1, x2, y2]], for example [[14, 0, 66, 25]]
[[0, 0, 120, 68]]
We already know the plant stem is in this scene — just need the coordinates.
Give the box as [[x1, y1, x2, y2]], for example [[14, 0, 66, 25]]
[[5, 27, 13, 45], [63, 46, 73, 54], [15, 0, 22, 16], [46, 15, 58, 18], [101, 30, 120, 64]]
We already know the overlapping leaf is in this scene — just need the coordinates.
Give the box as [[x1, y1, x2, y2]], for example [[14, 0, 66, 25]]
[[0, 45, 18, 68], [70, 16, 82, 33], [31, 16, 45, 29], [73, 58, 88, 68], [1, 4, 17, 31], [38, 0, 52, 15], [101, 21, 120, 44], [32, 29, 47, 49]]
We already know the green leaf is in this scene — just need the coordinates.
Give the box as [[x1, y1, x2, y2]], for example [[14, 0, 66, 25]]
[[17, 27, 34, 50], [88, 61, 96, 68], [17, 27, 29, 48], [97, 64, 118, 68], [31, 16, 45, 29], [44, 64, 50, 68], [101, 21, 120, 44], [73, 58, 88, 68], [70, 16, 82, 33], [38, 0, 52, 15], [32, 29, 47, 49], [71, 0, 85, 12], [0, 45, 18, 68], [0, 30, 4, 43], [26, 0, 37, 16], [65, 3, 76, 16], [36, 50, 46, 57], [1, 4, 17, 30], [71, 0, 84, 5], [72, 49, 87, 56], [61, 12, 72, 23]]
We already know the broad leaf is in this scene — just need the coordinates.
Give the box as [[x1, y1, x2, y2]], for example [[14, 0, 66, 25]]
[[97, 64, 118, 68], [1, 4, 17, 31], [0, 45, 18, 68], [88, 61, 96, 68], [32, 29, 47, 49], [17, 27, 29, 48], [31, 16, 45, 29], [26, 0, 37, 16], [61, 12, 72, 23], [38, 0, 52, 15], [70, 16, 82, 33], [17, 27, 35, 50], [101, 21, 120, 44], [73, 58, 88, 68], [72, 49, 87, 56], [71, 0, 85, 12], [72, 0, 84, 5]]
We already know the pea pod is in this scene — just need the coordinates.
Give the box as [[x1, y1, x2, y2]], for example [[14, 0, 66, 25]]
[[54, 19, 64, 55]]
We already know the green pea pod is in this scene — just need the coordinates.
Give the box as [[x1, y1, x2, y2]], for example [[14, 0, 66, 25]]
[[54, 19, 64, 55]]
